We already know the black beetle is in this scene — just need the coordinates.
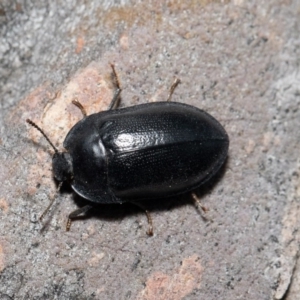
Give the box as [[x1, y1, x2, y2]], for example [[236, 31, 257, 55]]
[[26, 65, 229, 235]]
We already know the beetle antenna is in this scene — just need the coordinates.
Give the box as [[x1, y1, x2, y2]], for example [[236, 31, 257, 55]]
[[26, 119, 58, 153], [39, 182, 63, 222], [39, 195, 56, 222]]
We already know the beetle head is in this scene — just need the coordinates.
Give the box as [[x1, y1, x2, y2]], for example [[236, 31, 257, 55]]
[[52, 152, 73, 182], [26, 118, 76, 223]]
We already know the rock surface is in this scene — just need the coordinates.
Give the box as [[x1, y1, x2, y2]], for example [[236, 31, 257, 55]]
[[0, 1, 299, 299]]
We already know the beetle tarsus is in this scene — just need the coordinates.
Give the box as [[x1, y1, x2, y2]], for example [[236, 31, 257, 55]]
[[66, 218, 72, 232], [66, 204, 93, 231]]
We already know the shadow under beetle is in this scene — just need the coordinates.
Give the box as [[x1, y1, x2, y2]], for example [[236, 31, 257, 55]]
[[26, 65, 229, 235]]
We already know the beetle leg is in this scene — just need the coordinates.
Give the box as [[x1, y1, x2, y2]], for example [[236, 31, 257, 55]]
[[131, 203, 154, 236], [66, 204, 93, 231], [143, 210, 154, 236], [191, 193, 209, 213], [72, 99, 87, 117], [107, 63, 122, 110], [167, 78, 181, 102]]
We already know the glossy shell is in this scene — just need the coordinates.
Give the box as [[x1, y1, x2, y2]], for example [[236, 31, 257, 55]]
[[63, 101, 229, 204]]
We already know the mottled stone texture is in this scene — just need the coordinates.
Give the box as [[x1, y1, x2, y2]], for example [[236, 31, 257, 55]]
[[0, 1, 299, 299]]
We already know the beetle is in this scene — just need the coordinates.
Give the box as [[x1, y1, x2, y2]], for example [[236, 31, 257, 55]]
[[26, 65, 229, 235]]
